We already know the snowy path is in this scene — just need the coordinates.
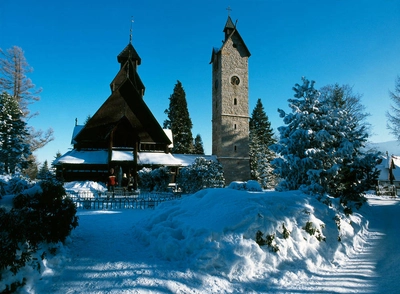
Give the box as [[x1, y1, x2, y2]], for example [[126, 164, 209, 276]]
[[271, 196, 400, 293], [34, 196, 400, 293]]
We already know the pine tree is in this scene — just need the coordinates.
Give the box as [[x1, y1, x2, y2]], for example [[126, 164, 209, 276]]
[[271, 78, 379, 204], [0, 46, 40, 117], [0, 92, 31, 174], [193, 134, 205, 155], [0, 46, 54, 153], [386, 76, 400, 141], [249, 98, 277, 189], [37, 160, 51, 179], [163, 81, 194, 154]]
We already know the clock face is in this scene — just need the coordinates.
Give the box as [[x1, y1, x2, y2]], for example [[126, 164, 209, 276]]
[[231, 76, 240, 85]]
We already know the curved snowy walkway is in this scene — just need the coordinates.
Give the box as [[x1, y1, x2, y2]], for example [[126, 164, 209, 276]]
[[270, 196, 400, 293], [35, 197, 400, 293]]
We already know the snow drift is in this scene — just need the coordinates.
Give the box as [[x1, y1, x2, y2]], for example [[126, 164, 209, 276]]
[[134, 187, 362, 281]]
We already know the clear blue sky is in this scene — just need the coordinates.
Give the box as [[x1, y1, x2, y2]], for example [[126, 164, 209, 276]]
[[1, 0, 400, 165]]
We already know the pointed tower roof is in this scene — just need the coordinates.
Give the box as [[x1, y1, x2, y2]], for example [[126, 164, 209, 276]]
[[210, 16, 251, 63], [223, 16, 236, 32], [117, 43, 141, 66]]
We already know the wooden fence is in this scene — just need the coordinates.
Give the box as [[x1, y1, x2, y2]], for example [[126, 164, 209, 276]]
[[66, 189, 182, 210]]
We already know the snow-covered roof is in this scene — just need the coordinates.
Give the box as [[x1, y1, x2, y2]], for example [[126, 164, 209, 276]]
[[54, 149, 109, 165], [71, 125, 84, 144], [376, 155, 400, 181], [54, 149, 216, 167]]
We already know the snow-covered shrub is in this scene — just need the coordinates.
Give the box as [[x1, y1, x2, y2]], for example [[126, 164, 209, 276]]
[[0, 178, 78, 290], [138, 167, 153, 191], [6, 175, 33, 195], [12, 178, 78, 245], [228, 180, 262, 192], [177, 157, 225, 193], [138, 167, 170, 192]]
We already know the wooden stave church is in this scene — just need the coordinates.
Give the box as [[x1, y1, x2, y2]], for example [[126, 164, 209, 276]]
[[53, 41, 216, 187]]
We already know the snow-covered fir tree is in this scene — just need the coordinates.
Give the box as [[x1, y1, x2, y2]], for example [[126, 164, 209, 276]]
[[177, 157, 225, 193], [163, 81, 194, 154], [0, 91, 31, 174], [271, 78, 379, 204], [249, 98, 277, 189]]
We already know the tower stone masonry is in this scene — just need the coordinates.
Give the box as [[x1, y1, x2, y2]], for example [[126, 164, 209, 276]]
[[210, 16, 251, 184]]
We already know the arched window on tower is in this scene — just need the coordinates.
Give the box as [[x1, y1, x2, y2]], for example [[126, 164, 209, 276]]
[[234, 145, 237, 152], [234, 98, 237, 105]]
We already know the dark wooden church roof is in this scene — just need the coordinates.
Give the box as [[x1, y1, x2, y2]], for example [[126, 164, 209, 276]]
[[74, 43, 170, 147]]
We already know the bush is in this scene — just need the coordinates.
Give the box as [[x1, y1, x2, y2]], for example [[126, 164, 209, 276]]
[[177, 157, 225, 194], [13, 178, 78, 245], [6, 176, 33, 195], [0, 178, 79, 285], [138, 167, 170, 192]]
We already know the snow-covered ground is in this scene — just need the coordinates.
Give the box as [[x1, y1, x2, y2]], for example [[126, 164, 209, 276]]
[[1, 182, 399, 293]]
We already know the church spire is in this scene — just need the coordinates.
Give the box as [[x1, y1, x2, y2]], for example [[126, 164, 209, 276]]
[[223, 7, 236, 40]]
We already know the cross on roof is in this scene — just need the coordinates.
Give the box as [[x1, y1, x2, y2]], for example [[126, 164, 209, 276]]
[[226, 6, 232, 16], [129, 16, 134, 44]]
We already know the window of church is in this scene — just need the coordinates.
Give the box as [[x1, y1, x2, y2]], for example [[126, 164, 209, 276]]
[[234, 98, 237, 105], [234, 145, 237, 152], [234, 124, 237, 130]]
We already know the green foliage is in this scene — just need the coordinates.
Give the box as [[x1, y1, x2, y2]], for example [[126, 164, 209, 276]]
[[0, 92, 31, 174], [138, 167, 170, 192], [164, 81, 194, 154], [12, 178, 78, 245], [303, 221, 326, 242], [255, 230, 279, 252], [0, 178, 78, 284], [249, 98, 277, 189], [177, 157, 225, 194], [271, 78, 379, 206], [282, 223, 290, 239], [193, 134, 205, 155]]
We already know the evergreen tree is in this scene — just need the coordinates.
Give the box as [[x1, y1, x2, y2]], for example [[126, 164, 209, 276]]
[[0, 92, 31, 174], [164, 81, 194, 154], [386, 76, 400, 141], [37, 160, 51, 179], [193, 134, 205, 155], [249, 98, 277, 189], [271, 78, 379, 204], [0, 46, 54, 152]]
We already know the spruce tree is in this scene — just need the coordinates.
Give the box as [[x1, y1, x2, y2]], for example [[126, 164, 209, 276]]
[[249, 98, 277, 189], [0, 92, 31, 174], [164, 81, 194, 154], [271, 78, 379, 204], [37, 160, 51, 179], [193, 134, 205, 155]]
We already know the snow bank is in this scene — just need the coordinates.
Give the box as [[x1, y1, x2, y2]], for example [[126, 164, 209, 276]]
[[134, 188, 358, 281], [63, 181, 107, 197]]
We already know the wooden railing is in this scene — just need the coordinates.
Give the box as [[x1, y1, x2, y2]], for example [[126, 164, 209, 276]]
[[65, 189, 182, 210]]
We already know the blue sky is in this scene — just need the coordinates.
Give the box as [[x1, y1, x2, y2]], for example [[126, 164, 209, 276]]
[[1, 0, 400, 165]]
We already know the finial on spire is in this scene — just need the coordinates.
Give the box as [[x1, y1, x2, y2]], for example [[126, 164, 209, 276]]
[[129, 16, 134, 44], [226, 6, 232, 16]]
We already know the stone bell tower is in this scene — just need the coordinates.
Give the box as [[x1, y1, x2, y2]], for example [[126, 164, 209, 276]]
[[210, 15, 251, 184]]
